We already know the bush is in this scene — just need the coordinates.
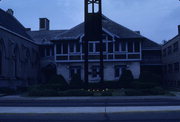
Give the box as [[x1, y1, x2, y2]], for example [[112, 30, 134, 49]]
[[119, 69, 134, 88], [149, 87, 166, 95], [101, 91, 112, 96], [132, 81, 159, 89], [49, 75, 68, 85], [125, 89, 144, 96], [0, 87, 16, 95], [139, 71, 162, 85], [28, 87, 58, 97], [70, 74, 84, 89], [58, 89, 93, 96], [88, 81, 119, 89]]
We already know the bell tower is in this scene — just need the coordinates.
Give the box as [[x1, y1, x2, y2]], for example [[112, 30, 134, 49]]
[[84, 0, 104, 84]]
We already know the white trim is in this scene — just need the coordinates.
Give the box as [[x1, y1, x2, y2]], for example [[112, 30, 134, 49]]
[[0, 26, 37, 45], [102, 28, 116, 38], [56, 59, 142, 63]]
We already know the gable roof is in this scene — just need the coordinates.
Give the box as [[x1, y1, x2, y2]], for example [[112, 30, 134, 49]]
[[142, 38, 161, 50], [0, 9, 32, 40], [27, 30, 67, 45], [53, 15, 144, 40]]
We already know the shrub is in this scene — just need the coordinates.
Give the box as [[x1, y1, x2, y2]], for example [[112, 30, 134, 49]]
[[28, 88, 58, 97], [49, 75, 68, 85], [149, 87, 166, 95], [139, 71, 162, 85], [125, 89, 143, 96], [0, 87, 16, 95], [88, 81, 119, 89], [101, 91, 112, 96], [58, 89, 93, 96], [132, 81, 159, 89], [70, 74, 84, 89], [119, 69, 134, 88]]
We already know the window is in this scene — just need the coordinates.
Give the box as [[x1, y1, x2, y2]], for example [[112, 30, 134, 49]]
[[70, 66, 81, 79], [128, 41, 133, 52], [168, 64, 173, 73], [114, 65, 126, 78], [174, 62, 179, 72], [56, 43, 62, 54], [108, 42, 113, 53], [115, 67, 120, 78], [95, 43, 100, 52], [46, 47, 50, 56], [115, 41, 120, 52], [134, 42, 140, 52], [76, 42, 80, 52], [63, 42, 68, 54], [89, 43, 94, 52], [167, 46, 172, 55], [163, 49, 166, 57], [103, 43, 106, 52], [173, 42, 179, 52], [164, 65, 167, 74], [69, 42, 74, 53], [92, 66, 99, 78], [121, 41, 126, 52]]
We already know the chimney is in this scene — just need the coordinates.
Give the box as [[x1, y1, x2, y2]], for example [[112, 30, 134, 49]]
[[6, 9, 14, 16], [135, 31, 141, 34], [178, 25, 180, 35], [25, 28, 31, 31], [39, 18, 49, 31]]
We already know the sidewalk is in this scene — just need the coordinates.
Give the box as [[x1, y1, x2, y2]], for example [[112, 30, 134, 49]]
[[0, 95, 180, 101], [0, 106, 180, 114]]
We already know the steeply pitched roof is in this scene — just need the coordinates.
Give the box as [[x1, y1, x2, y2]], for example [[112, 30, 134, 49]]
[[0, 9, 32, 40], [53, 15, 144, 40], [163, 34, 180, 47], [27, 30, 67, 45]]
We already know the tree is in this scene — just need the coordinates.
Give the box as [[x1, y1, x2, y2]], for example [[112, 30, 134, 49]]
[[119, 69, 134, 88]]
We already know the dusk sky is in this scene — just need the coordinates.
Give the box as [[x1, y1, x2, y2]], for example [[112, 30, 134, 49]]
[[0, 0, 180, 43]]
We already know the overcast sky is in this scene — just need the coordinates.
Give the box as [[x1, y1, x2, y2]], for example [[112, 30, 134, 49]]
[[0, 0, 180, 43]]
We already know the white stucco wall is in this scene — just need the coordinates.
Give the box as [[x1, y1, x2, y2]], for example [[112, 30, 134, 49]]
[[56, 61, 140, 83]]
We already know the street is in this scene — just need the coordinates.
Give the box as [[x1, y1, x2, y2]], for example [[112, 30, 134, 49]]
[[1, 98, 180, 107], [0, 112, 180, 122]]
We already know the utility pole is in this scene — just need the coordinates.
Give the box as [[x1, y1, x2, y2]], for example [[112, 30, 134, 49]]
[[84, 0, 104, 85]]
